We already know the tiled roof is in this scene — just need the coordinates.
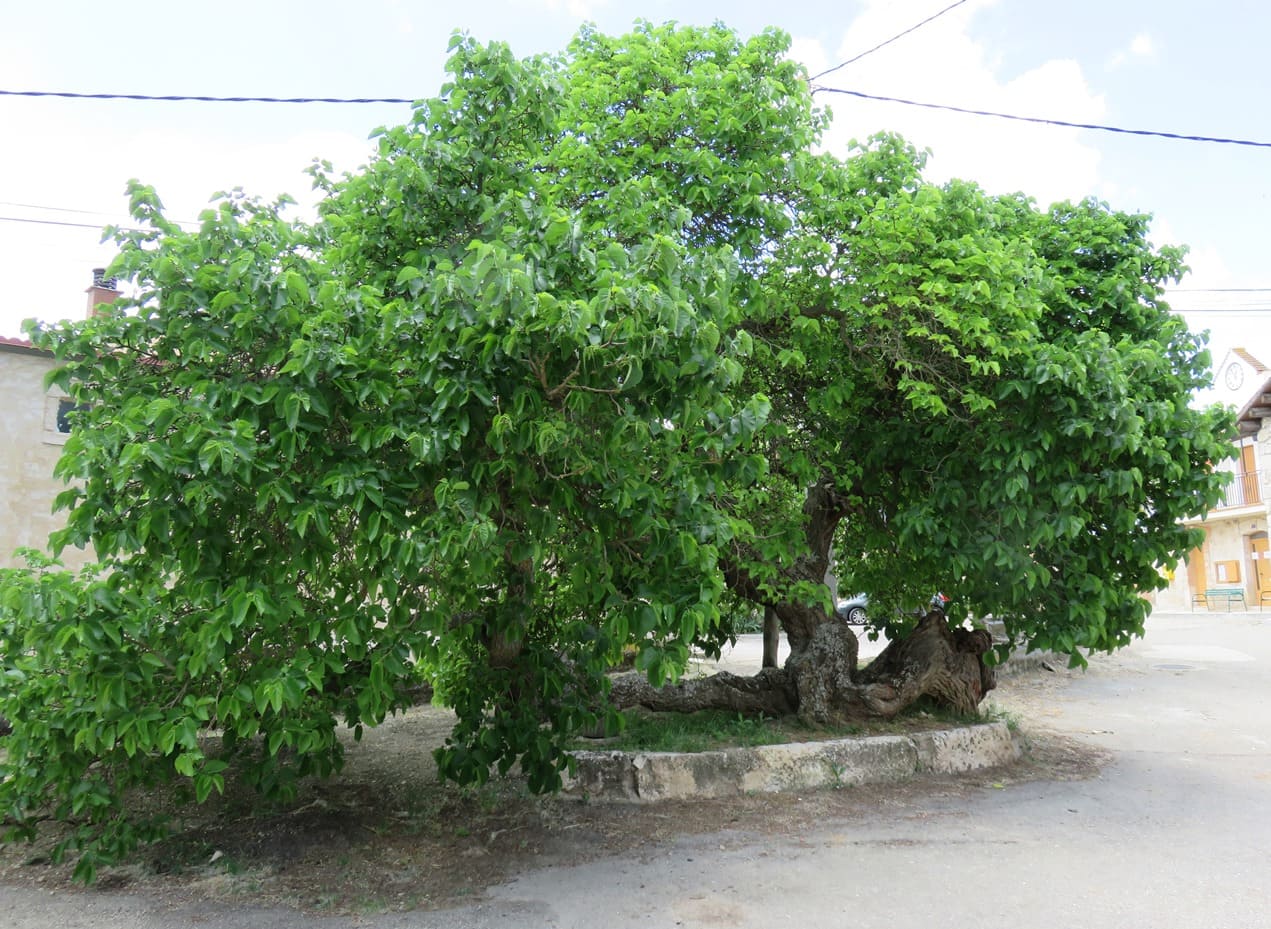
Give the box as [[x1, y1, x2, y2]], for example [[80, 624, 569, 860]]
[[1232, 347, 1269, 372], [1235, 374, 1271, 436], [0, 335, 48, 356]]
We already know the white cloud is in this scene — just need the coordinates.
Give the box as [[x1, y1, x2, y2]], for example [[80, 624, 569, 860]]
[[533, 0, 610, 19], [1108, 32, 1157, 69], [794, 2, 1107, 208], [1156, 217, 1271, 384], [0, 106, 376, 334], [788, 36, 829, 81], [121, 128, 375, 221]]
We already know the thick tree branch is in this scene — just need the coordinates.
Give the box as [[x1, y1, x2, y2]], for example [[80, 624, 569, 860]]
[[608, 668, 797, 717]]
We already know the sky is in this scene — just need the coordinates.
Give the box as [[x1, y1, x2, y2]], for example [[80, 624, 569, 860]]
[[2, 0, 1269, 386]]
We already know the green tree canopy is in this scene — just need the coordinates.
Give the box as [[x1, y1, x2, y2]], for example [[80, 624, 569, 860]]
[[1, 22, 1232, 879]]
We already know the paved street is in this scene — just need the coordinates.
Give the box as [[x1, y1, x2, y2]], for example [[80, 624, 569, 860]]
[[2, 610, 1269, 928], [455, 610, 1271, 929]]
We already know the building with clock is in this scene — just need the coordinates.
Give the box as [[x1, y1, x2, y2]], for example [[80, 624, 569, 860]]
[[1154, 347, 1271, 611]]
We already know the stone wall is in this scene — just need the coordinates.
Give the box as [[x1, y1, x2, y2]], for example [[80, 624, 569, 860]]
[[1260, 418, 1271, 504], [1203, 519, 1252, 586], [0, 344, 93, 569]]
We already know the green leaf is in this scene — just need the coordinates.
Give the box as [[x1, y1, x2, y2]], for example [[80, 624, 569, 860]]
[[284, 393, 302, 430], [285, 270, 309, 304], [174, 753, 197, 778]]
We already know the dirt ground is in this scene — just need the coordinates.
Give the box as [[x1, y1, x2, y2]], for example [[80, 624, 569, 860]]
[[0, 665, 1105, 917]]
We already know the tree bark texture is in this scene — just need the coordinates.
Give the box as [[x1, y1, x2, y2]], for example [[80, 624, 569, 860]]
[[722, 476, 854, 655], [761, 606, 780, 669], [608, 613, 994, 724], [608, 668, 798, 718], [677, 475, 994, 723], [791, 611, 995, 724]]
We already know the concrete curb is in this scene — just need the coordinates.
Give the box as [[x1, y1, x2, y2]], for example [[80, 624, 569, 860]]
[[564, 721, 1019, 802]]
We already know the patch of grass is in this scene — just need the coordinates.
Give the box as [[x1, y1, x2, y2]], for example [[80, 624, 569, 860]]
[[578, 700, 995, 754], [572, 709, 757, 753], [903, 695, 992, 726], [726, 608, 765, 635], [459, 781, 506, 815], [576, 709, 851, 753], [982, 701, 1022, 732]]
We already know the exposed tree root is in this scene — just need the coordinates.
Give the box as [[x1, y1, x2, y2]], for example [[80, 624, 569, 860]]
[[856, 611, 996, 715], [607, 668, 798, 717], [793, 612, 995, 724], [608, 612, 994, 725]]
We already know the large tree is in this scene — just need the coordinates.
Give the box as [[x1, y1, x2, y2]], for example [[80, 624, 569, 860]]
[[0, 23, 1231, 876]]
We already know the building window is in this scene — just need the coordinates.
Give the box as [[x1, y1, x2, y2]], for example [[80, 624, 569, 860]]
[[43, 395, 85, 446], [55, 398, 84, 434]]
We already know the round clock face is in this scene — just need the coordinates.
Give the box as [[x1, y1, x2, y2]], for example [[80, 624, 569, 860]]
[[1226, 363, 1245, 390]]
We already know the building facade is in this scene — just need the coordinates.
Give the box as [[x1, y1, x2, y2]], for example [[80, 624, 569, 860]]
[[0, 336, 91, 568], [1156, 348, 1271, 611], [0, 271, 117, 569]]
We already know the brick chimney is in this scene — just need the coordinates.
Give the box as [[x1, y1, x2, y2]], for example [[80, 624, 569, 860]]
[[86, 267, 121, 318]]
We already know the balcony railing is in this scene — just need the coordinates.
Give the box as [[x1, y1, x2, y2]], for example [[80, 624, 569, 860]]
[[1216, 469, 1262, 509]]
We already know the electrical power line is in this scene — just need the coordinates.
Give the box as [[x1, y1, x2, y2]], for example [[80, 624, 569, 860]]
[[1172, 287, 1271, 293], [0, 214, 196, 231], [0, 215, 112, 230], [812, 86, 1271, 149], [1169, 310, 1271, 317], [0, 89, 415, 104], [0, 200, 127, 218], [5, 80, 1270, 151], [810, 0, 970, 82]]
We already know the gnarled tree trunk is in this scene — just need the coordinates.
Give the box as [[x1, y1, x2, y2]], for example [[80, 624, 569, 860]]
[[761, 606, 781, 669], [608, 668, 797, 717], [609, 612, 994, 724], [789, 611, 995, 724], [609, 474, 996, 723]]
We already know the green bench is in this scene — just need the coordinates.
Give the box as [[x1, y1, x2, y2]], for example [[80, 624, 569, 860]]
[[1192, 588, 1246, 611]]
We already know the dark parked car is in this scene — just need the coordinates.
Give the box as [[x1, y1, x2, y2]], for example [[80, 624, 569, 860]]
[[835, 592, 950, 624]]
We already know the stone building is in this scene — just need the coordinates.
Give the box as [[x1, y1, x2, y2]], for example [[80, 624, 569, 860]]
[[1156, 347, 1271, 611], [0, 271, 118, 569]]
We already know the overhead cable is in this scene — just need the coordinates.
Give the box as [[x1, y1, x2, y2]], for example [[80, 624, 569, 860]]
[[0, 89, 414, 104], [810, 0, 970, 81], [0, 215, 113, 230], [1172, 287, 1271, 293], [0, 215, 194, 231], [0, 200, 124, 217], [4, 83, 1269, 149], [812, 86, 1271, 149]]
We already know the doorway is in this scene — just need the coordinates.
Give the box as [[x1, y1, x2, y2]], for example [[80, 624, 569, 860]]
[[1185, 529, 1208, 603], [1250, 532, 1269, 608]]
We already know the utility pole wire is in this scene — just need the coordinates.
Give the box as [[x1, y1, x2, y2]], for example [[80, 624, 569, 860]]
[[809, 0, 970, 82], [0, 215, 196, 231], [0, 215, 112, 230], [812, 86, 1271, 149], [0, 89, 415, 104]]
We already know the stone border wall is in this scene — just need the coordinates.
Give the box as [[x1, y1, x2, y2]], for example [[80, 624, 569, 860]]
[[565, 721, 1019, 802]]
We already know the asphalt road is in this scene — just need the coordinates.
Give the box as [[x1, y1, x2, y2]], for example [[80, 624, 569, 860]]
[[2, 610, 1269, 928]]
